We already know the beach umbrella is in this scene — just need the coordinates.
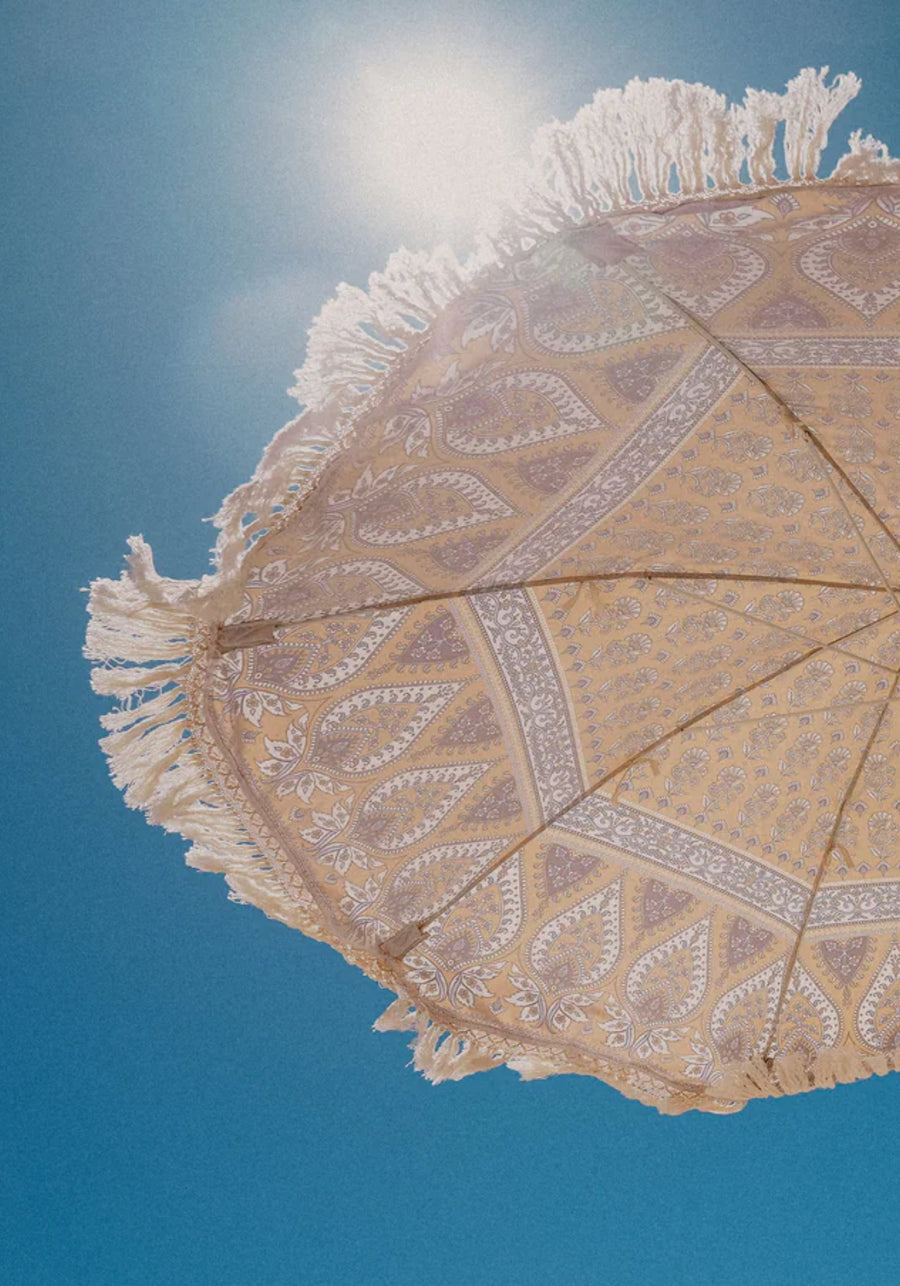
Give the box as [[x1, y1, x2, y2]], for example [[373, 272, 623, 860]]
[[87, 69, 900, 1113]]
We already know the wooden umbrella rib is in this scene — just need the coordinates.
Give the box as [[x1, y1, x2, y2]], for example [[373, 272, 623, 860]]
[[615, 259, 900, 619], [670, 582, 899, 674], [762, 670, 900, 1062], [216, 570, 892, 649], [380, 609, 889, 958], [799, 427, 900, 563]]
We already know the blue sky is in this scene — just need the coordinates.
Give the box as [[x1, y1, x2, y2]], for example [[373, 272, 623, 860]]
[[5, 2, 900, 1282]]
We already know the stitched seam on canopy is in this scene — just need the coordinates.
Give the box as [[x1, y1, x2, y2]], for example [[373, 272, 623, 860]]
[[668, 583, 900, 673], [615, 260, 900, 618], [405, 611, 890, 941], [762, 670, 900, 1061], [226, 570, 895, 630], [190, 187, 900, 620]]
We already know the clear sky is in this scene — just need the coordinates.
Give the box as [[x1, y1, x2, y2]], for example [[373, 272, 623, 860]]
[[5, 2, 900, 1283]]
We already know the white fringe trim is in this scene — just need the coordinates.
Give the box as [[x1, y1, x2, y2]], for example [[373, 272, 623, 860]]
[[85, 541, 315, 922], [84, 550, 900, 1112], [88, 67, 900, 1111], [714, 1047, 900, 1101], [371, 990, 900, 1113], [151, 66, 900, 621]]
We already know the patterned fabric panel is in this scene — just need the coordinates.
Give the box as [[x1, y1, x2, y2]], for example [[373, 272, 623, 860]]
[[207, 599, 583, 947], [799, 701, 900, 886], [601, 691, 889, 886], [750, 363, 900, 581], [530, 575, 891, 786], [613, 186, 900, 337], [204, 183, 900, 1105], [772, 702, 900, 1059], [674, 578, 898, 668], [770, 931, 900, 1065], [401, 817, 793, 1100], [233, 241, 709, 622], [481, 365, 900, 588]]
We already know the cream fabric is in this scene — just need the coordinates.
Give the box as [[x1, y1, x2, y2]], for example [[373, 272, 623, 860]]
[[87, 71, 900, 1112]]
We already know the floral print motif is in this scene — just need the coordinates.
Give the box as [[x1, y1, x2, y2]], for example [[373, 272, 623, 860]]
[[202, 186, 900, 1110]]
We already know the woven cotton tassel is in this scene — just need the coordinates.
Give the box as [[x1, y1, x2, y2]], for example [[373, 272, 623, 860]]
[[407, 1024, 498, 1083], [86, 73, 900, 1086], [716, 1044, 900, 1104], [84, 546, 329, 943], [91, 69, 897, 626], [373, 996, 421, 1034]]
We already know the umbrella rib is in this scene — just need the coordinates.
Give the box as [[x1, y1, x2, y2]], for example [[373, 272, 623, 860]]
[[761, 670, 900, 1064], [798, 430, 900, 619], [615, 260, 900, 617], [218, 571, 892, 648], [667, 582, 899, 674], [610, 694, 888, 737], [381, 611, 886, 957], [799, 428, 900, 563]]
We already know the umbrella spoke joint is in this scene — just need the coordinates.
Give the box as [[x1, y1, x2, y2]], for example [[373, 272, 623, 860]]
[[217, 621, 280, 653], [380, 923, 426, 959]]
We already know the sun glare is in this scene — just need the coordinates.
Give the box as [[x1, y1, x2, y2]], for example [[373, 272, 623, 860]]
[[348, 57, 532, 241]]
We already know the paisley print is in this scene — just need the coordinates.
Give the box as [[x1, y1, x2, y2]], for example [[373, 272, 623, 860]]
[[710, 959, 786, 1064], [744, 291, 829, 330], [515, 445, 597, 496], [857, 943, 900, 1051], [773, 963, 841, 1057], [379, 839, 507, 924], [816, 936, 874, 997], [245, 611, 406, 694], [799, 214, 900, 318], [482, 346, 737, 583], [432, 694, 503, 750], [311, 683, 462, 775], [644, 228, 769, 318], [249, 557, 422, 620], [723, 917, 776, 972], [195, 186, 900, 1112], [460, 774, 524, 825], [536, 842, 606, 903], [436, 369, 607, 456], [625, 917, 711, 1023], [354, 469, 513, 546], [603, 345, 686, 404], [429, 856, 526, 966], [352, 763, 489, 852], [637, 878, 697, 934], [529, 880, 622, 992], [394, 611, 470, 667], [521, 253, 685, 354]]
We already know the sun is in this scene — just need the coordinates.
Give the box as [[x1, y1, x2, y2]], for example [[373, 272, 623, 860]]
[[346, 54, 533, 240]]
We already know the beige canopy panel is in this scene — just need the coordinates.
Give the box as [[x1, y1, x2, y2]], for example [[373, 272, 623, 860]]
[[87, 69, 900, 1113]]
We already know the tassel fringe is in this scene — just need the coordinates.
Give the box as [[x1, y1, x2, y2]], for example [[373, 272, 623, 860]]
[[371, 987, 900, 1112], [88, 68, 900, 1112], [284, 68, 897, 436], [85, 541, 329, 941], [139, 67, 900, 621], [715, 1046, 900, 1103], [372, 992, 502, 1083]]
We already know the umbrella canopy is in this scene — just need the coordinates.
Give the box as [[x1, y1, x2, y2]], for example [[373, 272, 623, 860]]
[[87, 68, 900, 1113]]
